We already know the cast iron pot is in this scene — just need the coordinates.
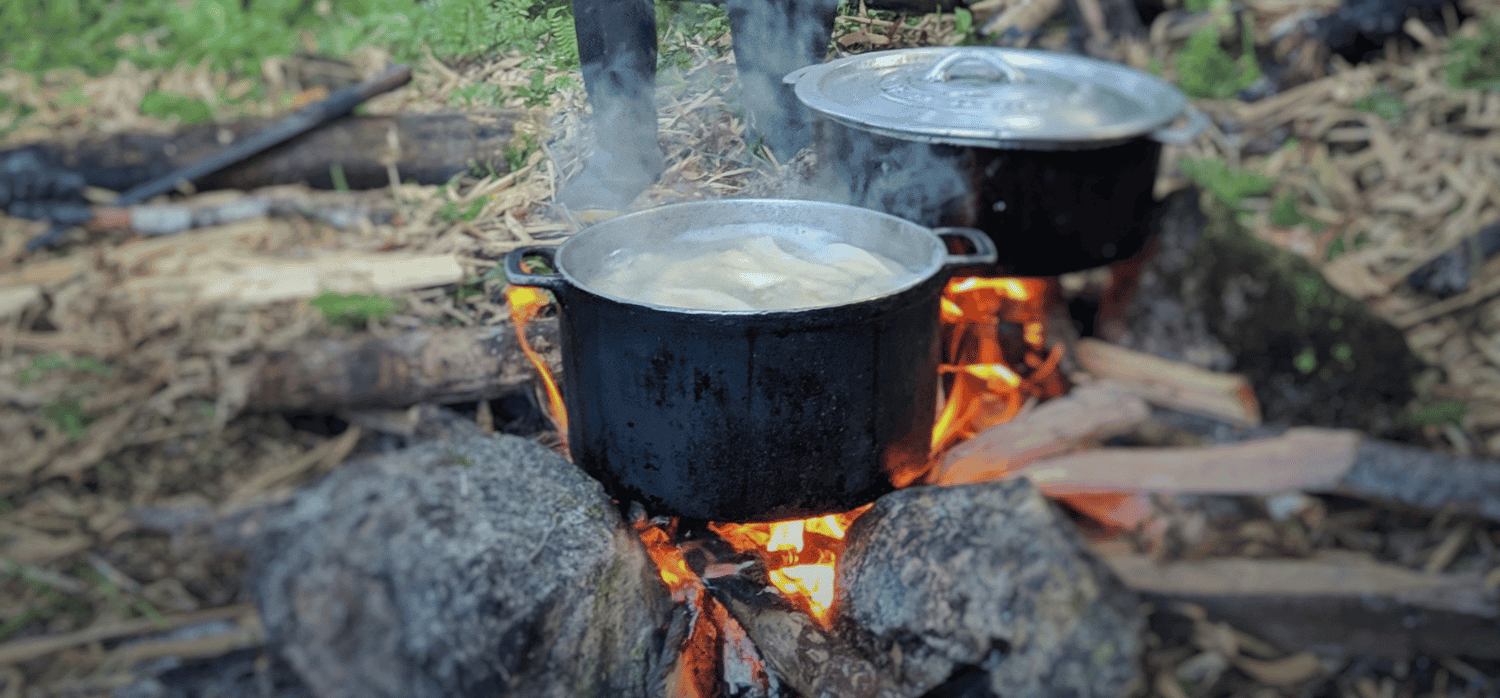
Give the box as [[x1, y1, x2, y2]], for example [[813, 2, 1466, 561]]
[[784, 47, 1207, 277], [504, 199, 996, 522]]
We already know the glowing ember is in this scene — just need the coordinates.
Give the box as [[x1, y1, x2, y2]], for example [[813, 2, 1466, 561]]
[[504, 283, 569, 447]]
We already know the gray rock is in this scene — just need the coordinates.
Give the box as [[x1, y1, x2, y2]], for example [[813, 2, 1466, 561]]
[[240, 433, 672, 698], [836, 480, 1144, 698]]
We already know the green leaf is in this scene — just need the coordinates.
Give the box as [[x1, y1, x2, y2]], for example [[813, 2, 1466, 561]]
[[1447, 18, 1500, 92]]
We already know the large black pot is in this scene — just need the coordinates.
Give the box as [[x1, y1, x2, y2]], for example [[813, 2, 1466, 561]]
[[785, 47, 1206, 276], [504, 199, 995, 522]]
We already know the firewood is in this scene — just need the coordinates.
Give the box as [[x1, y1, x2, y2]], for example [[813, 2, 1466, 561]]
[[238, 431, 673, 698], [838, 479, 1144, 698], [930, 379, 1152, 486], [1017, 428, 1361, 495], [5, 110, 524, 194], [1074, 338, 1263, 426], [1011, 428, 1500, 523], [1103, 551, 1500, 659], [246, 318, 560, 413], [707, 575, 906, 698]]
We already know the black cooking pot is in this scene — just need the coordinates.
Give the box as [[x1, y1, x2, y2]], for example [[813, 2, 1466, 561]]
[[504, 199, 996, 522], [785, 47, 1207, 276]]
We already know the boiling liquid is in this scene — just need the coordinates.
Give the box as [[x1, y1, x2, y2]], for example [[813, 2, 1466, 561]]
[[588, 224, 920, 311]]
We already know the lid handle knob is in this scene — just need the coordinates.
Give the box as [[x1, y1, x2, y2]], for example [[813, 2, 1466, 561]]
[[924, 50, 1028, 85]]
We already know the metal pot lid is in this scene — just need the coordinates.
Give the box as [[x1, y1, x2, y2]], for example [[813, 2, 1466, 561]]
[[786, 46, 1189, 150]]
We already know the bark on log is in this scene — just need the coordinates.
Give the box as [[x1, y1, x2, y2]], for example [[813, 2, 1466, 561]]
[[837, 479, 1145, 698], [5, 111, 523, 194], [1105, 551, 1500, 659], [236, 432, 672, 698], [245, 318, 560, 413], [1074, 338, 1262, 426]]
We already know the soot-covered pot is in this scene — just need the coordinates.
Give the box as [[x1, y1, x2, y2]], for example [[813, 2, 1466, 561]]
[[785, 47, 1207, 276], [504, 199, 996, 522]]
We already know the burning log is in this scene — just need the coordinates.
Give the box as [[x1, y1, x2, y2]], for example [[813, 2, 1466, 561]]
[[4, 110, 524, 195], [707, 575, 906, 698], [1105, 551, 1500, 659], [235, 431, 673, 698], [245, 318, 561, 413], [930, 379, 1152, 486], [836, 479, 1145, 698]]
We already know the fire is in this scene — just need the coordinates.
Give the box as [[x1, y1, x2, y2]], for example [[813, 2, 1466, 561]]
[[508, 270, 1070, 631], [504, 282, 569, 445], [708, 508, 866, 625]]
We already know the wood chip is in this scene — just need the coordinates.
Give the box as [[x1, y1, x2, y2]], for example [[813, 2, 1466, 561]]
[[1425, 520, 1474, 575], [1235, 652, 1324, 686]]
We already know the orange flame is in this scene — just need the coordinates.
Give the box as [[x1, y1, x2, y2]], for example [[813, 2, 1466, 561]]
[[708, 506, 868, 626], [504, 284, 569, 446]]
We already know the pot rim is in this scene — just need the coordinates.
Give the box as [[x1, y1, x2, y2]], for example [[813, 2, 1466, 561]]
[[507, 199, 995, 315]]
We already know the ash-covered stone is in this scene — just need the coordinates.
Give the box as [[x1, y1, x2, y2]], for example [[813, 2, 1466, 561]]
[[237, 433, 672, 698], [836, 479, 1144, 698]]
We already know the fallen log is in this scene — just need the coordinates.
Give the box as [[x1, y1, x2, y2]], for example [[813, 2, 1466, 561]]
[[1105, 551, 1500, 659], [5, 110, 524, 194], [237, 431, 673, 698], [837, 479, 1145, 698], [246, 318, 561, 413]]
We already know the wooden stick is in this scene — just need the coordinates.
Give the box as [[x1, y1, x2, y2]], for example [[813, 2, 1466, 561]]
[[1017, 428, 1361, 495], [1074, 338, 1262, 426], [1104, 551, 1500, 659], [0, 604, 254, 665], [931, 380, 1152, 486]]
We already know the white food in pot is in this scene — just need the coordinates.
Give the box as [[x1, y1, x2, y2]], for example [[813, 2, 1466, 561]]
[[587, 226, 919, 311]]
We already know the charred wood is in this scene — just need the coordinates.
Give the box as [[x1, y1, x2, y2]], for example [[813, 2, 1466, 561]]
[[706, 575, 907, 698], [245, 318, 560, 413], [2, 111, 523, 194], [837, 479, 1145, 698], [232, 432, 673, 698]]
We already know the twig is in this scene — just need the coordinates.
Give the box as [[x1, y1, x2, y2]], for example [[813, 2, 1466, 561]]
[[0, 604, 252, 665]]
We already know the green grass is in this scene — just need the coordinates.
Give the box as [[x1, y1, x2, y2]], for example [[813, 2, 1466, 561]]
[[139, 90, 215, 123], [0, 0, 587, 77], [308, 291, 403, 327], [1447, 18, 1500, 92], [1175, 22, 1261, 100], [1179, 157, 1273, 210], [1352, 86, 1408, 126], [17, 353, 112, 385]]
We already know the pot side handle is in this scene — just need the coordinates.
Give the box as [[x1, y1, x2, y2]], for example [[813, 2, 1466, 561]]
[[1150, 105, 1209, 145], [782, 64, 819, 86], [504, 246, 568, 293], [933, 227, 999, 269]]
